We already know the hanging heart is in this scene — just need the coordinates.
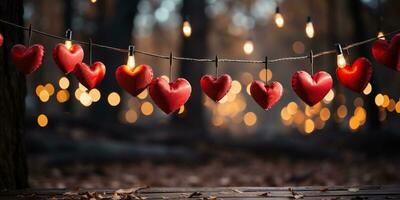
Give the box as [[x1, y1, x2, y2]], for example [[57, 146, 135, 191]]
[[53, 43, 84, 74], [116, 64, 153, 97], [200, 74, 232, 102], [336, 57, 373, 93], [372, 33, 400, 71], [291, 71, 333, 106], [250, 80, 283, 110], [11, 44, 45, 74], [149, 77, 192, 114], [0, 33, 3, 47], [73, 62, 106, 89]]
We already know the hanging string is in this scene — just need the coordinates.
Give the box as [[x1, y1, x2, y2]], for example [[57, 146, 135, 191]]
[[264, 56, 268, 84], [215, 55, 219, 77], [0, 18, 399, 65], [169, 52, 173, 81], [27, 24, 32, 46], [309, 50, 314, 75], [89, 38, 93, 65]]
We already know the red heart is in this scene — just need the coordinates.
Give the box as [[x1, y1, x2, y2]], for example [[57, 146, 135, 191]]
[[11, 44, 44, 74], [372, 33, 400, 71], [73, 62, 106, 89], [336, 57, 373, 93], [291, 71, 333, 106], [115, 64, 153, 96], [0, 33, 3, 47], [149, 77, 192, 114], [200, 74, 232, 102], [53, 43, 84, 74], [250, 80, 283, 110]]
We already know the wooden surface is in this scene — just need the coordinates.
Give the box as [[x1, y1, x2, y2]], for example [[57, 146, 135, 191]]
[[1, 185, 400, 199]]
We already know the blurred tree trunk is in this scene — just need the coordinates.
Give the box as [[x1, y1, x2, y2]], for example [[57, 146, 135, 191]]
[[347, 0, 381, 130], [173, 0, 208, 134], [91, 0, 139, 123], [0, 0, 28, 189]]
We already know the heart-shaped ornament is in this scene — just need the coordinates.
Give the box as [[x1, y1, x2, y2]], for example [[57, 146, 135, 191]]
[[116, 64, 153, 96], [73, 62, 106, 89], [291, 71, 333, 106], [372, 33, 400, 71], [0, 33, 3, 47], [11, 44, 45, 74], [149, 77, 192, 114], [336, 57, 373, 93], [200, 74, 232, 102], [250, 80, 283, 110], [53, 43, 84, 74]]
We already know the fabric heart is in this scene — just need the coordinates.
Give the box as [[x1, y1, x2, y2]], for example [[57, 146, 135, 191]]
[[116, 64, 153, 96], [200, 74, 232, 102], [250, 80, 283, 110], [149, 77, 192, 114], [53, 43, 84, 74], [336, 57, 373, 93], [291, 71, 333, 106], [0, 33, 3, 47], [11, 44, 45, 74], [372, 33, 400, 71], [73, 62, 106, 89]]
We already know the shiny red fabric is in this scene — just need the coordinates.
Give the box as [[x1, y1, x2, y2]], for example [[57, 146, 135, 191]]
[[250, 80, 283, 110], [200, 74, 232, 102]]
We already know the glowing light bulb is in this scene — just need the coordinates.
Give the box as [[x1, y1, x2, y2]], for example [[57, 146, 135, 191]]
[[377, 31, 385, 40], [243, 39, 254, 55], [274, 7, 284, 28], [336, 44, 347, 68], [182, 20, 192, 38], [127, 45, 135, 70], [65, 29, 73, 50], [305, 16, 314, 39], [91, 0, 97, 3]]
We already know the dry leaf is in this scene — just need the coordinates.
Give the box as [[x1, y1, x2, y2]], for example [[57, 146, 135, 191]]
[[63, 191, 79, 196], [294, 194, 304, 199], [188, 191, 202, 198], [231, 188, 243, 193]]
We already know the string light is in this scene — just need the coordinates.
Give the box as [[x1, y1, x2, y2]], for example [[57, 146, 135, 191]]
[[127, 45, 136, 70], [335, 44, 347, 68], [182, 19, 192, 38], [305, 16, 315, 38], [90, 0, 97, 3], [274, 6, 284, 28], [64, 29, 72, 50], [377, 30, 385, 40], [243, 39, 254, 55]]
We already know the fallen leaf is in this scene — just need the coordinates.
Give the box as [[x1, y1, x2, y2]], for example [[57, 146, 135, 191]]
[[188, 191, 202, 198], [294, 194, 304, 199], [231, 188, 243, 193]]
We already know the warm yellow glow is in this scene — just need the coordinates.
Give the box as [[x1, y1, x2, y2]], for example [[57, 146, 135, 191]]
[[79, 92, 92, 107], [377, 31, 385, 40], [35, 85, 44, 96], [39, 90, 50, 102], [107, 92, 120, 106], [243, 40, 254, 55], [293, 112, 305, 125], [258, 69, 272, 82], [56, 90, 70, 103], [304, 119, 315, 134], [388, 99, 396, 112], [337, 105, 347, 119], [89, 89, 101, 102], [395, 101, 400, 113], [240, 72, 253, 84], [353, 97, 364, 107], [161, 75, 170, 83], [280, 107, 291, 121], [323, 89, 335, 103], [90, 0, 97, 3], [244, 112, 257, 126], [320, 107, 330, 121], [45, 83, 55, 96], [37, 114, 48, 127], [305, 22, 314, 38], [337, 54, 347, 68], [65, 40, 72, 50], [349, 116, 360, 130], [141, 101, 154, 116], [212, 116, 224, 126], [182, 21, 192, 37], [246, 83, 251, 95], [375, 94, 384, 106], [178, 105, 185, 114], [137, 89, 148, 99], [125, 110, 138, 123], [354, 106, 366, 122], [363, 83, 372, 95], [75, 88, 83, 100], [274, 12, 284, 28], [230, 80, 242, 94], [59, 77, 70, 89], [287, 102, 298, 115], [79, 83, 88, 91], [382, 95, 390, 108], [127, 55, 136, 70]]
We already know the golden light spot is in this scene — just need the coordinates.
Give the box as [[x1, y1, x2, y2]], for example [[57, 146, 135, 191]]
[[280, 107, 291, 121], [281, 118, 293, 126], [37, 114, 48, 127], [80, 92, 92, 107], [35, 84, 45, 96], [91, 0, 97, 3], [323, 89, 335, 103], [315, 118, 325, 130], [240, 72, 253, 85], [337, 105, 347, 119], [287, 102, 298, 115], [375, 93, 384, 106], [75, 88, 83, 100], [363, 83, 372, 95], [58, 77, 70, 89], [292, 41, 305, 54], [387, 99, 396, 112], [125, 110, 138, 123], [244, 112, 257, 126], [56, 90, 70, 103], [395, 101, 400, 113], [354, 106, 366, 122], [293, 111, 305, 125], [39, 90, 50, 102], [45, 83, 55, 96], [79, 83, 88, 91], [304, 119, 315, 134], [212, 116, 224, 126], [243, 40, 254, 55], [107, 92, 120, 106], [137, 89, 148, 99], [230, 80, 242, 94], [89, 89, 101, 102], [353, 97, 364, 107], [349, 116, 360, 130], [258, 69, 272, 82], [178, 105, 185, 114], [246, 83, 251, 95], [141, 101, 153, 115], [219, 95, 228, 103], [382, 95, 390, 107], [319, 107, 330, 121]]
